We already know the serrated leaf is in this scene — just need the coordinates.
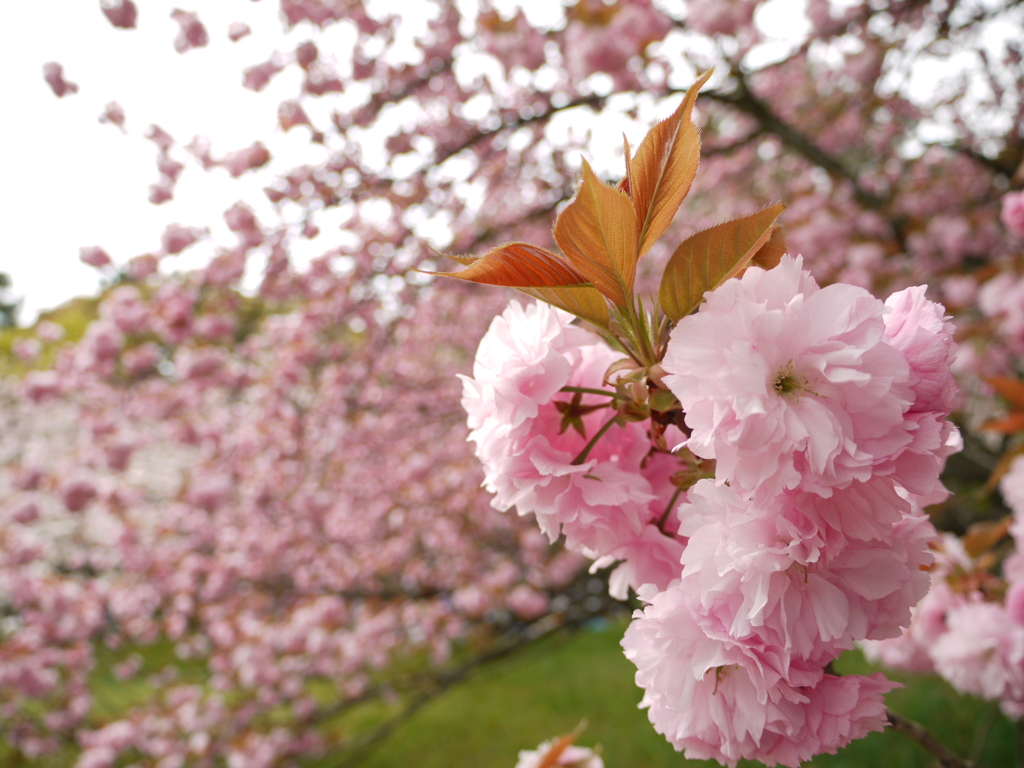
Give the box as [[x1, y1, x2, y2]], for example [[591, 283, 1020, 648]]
[[536, 734, 577, 768], [620, 133, 634, 198], [984, 446, 1024, 493], [442, 253, 476, 266], [517, 285, 610, 328], [659, 203, 785, 322], [750, 225, 787, 270], [981, 413, 1024, 434], [428, 242, 589, 287], [553, 160, 639, 307], [987, 376, 1024, 412], [536, 722, 588, 768], [963, 517, 1011, 558], [629, 70, 713, 257]]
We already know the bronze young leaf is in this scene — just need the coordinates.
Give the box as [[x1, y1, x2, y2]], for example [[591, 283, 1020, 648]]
[[553, 160, 639, 307], [628, 69, 713, 258], [426, 243, 611, 327], [659, 203, 785, 322], [427, 242, 590, 287], [750, 224, 787, 271], [516, 285, 610, 327]]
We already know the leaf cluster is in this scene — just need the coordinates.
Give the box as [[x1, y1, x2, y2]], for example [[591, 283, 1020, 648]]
[[428, 72, 785, 367]]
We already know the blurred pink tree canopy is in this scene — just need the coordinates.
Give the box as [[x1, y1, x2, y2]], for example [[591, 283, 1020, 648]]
[[3, 0, 1024, 766]]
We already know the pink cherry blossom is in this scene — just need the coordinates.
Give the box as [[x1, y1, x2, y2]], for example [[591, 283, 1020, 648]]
[[663, 255, 913, 502], [170, 9, 208, 53], [591, 524, 686, 600], [42, 62, 78, 97], [1002, 455, 1024, 524], [61, 477, 99, 512], [882, 286, 957, 414], [622, 581, 895, 768], [674, 479, 932, 662], [562, 0, 672, 91], [279, 102, 311, 132], [14, 338, 41, 362], [860, 534, 976, 676], [37, 321, 65, 342], [79, 246, 112, 268], [244, 59, 284, 92], [507, 585, 549, 621], [228, 21, 252, 42], [295, 41, 318, 69], [462, 300, 592, 436], [148, 180, 174, 205], [1002, 191, 1024, 236], [686, 0, 757, 36], [100, 0, 137, 29], [221, 142, 271, 177], [931, 601, 1024, 707], [98, 101, 126, 130], [6, 0, 1020, 761], [462, 300, 670, 565], [144, 124, 174, 152], [481, 11, 547, 73], [127, 254, 159, 280], [160, 223, 202, 255], [515, 740, 604, 768]]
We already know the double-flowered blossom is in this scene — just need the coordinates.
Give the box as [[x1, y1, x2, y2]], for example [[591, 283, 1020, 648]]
[[878, 286, 962, 505], [865, 456, 1024, 719], [662, 256, 915, 502], [462, 300, 684, 594], [622, 579, 897, 768], [465, 255, 958, 767], [673, 480, 932, 660], [615, 257, 957, 765]]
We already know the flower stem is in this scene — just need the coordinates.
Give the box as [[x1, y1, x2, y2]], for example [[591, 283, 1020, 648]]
[[657, 487, 684, 531], [571, 415, 620, 466], [560, 386, 617, 398]]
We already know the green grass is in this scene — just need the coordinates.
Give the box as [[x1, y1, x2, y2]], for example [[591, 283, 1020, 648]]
[[345, 620, 1017, 768], [2, 620, 1017, 767]]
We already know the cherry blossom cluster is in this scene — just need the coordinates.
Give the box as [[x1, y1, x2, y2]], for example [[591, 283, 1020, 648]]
[[863, 454, 1024, 720], [2, 258, 588, 766], [462, 300, 687, 601], [10, 0, 1024, 764], [464, 256, 959, 766]]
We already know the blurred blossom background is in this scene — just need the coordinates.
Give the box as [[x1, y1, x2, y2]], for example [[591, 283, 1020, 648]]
[[0, 0, 1023, 766]]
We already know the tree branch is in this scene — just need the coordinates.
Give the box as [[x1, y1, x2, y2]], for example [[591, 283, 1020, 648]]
[[887, 708, 974, 768], [319, 612, 601, 768], [928, 141, 1021, 178], [698, 74, 888, 210]]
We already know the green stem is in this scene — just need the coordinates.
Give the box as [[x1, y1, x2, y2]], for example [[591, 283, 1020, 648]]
[[657, 486, 685, 530], [571, 415, 620, 466], [559, 386, 617, 398]]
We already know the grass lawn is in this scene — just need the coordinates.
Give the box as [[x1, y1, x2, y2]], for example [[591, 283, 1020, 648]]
[[348, 619, 1017, 768], [4, 618, 1016, 767]]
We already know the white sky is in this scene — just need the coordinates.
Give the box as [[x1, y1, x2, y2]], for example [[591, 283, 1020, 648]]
[[1, 0, 1019, 323], [0, 1, 328, 321]]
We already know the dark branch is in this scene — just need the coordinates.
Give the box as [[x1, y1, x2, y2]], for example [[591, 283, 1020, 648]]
[[319, 614, 591, 768], [697, 74, 888, 210], [929, 141, 1020, 178], [887, 708, 974, 768]]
